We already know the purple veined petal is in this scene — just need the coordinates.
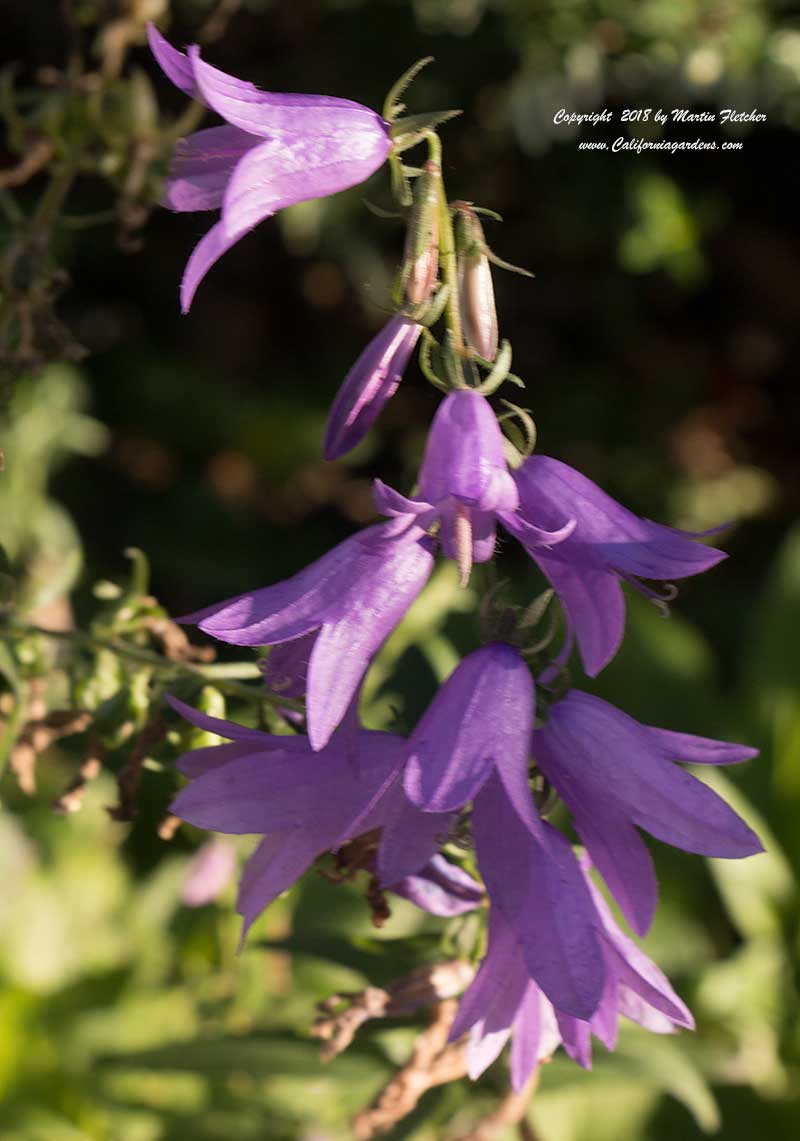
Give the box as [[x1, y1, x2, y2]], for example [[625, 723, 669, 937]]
[[183, 520, 402, 647], [188, 47, 392, 146], [589, 974, 620, 1052], [571, 807, 658, 937], [617, 989, 681, 1033], [389, 854, 484, 917], [509, 984, 543, 1091], [472, 773, 606, 1020], [180, 218, 248, 314], [418, 390, 515, 510], [587, 877, 694, 1030], [554, 1011, 593, 1069], [537, 552, 625, 677], [147, 23, 196, 98], [514, 456, 727, 580], [404, 643, 534, 813], [645, 726, 758, 766], [182, 839, 237, 906], [166, 694, 272, 743], [304, 529, 435, 749], [372, 479, 433, 520], [450, 910, 529, 1042], [262, 633, 316, 701], [376, 780, 453, 886], [324, 317, 423, 460], [536, 692, 763, 861], [171, 729, 400, 835], [163, 125, 259, 212], [237, 830, 320, 941], [499, 509, 577, 549], [176, 740, 262, 779]]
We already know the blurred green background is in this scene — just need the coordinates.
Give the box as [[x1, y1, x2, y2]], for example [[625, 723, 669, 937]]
[[1, 0, 799, 1137]]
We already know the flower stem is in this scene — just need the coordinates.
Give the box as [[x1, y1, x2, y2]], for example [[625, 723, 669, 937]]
[[426, 132, 465, 364]]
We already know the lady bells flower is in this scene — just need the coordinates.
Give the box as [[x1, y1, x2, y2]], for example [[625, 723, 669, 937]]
[[148, 25, 392, 311], [532, 691, 761, 935], [504, 454, 727, 674], [451, 879, 694, 1090], [373, 388, 574, 585], [181, 519, 434, 750]]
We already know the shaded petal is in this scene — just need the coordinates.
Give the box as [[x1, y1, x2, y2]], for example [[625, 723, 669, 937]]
[[404, 643, 534, 813], [237, 831, 319, 939], [571, 807, 658, 937], [509, 984, 543, 1091], [324, 317, 422, 460], [451, 911, 529, 1041], [163, 125, 257, 212], [555, 1012, 592, 1069], [167, 694, 271, 742], [147, 23, 196, 97], [372, 478, 432, 519], [472, 773, 605, 1020], [176, 740, 261, 778], [376, 780, 452, 885], [646, 726, 758, 766], [389, 855, 483, 917]]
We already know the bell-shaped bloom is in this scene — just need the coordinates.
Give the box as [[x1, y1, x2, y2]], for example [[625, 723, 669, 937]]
[[169, 696, 407, 937], [181, 519, 434, 750], [532, 691, 762, 936], [374, 390, 573, 585], [323, 316, 423, 460], [397, 643, 606, 1019], [504, 455, 727, 675], [147, 25, 391, 312], [181, 838, 237, 907], [451, 879, 693, 1090]]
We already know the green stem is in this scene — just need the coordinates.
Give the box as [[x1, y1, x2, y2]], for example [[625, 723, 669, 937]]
[[426, 132, 465, 363], [0, 623, 305, 711]]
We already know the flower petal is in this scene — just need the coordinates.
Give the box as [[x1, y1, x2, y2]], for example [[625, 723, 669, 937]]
[[389, 855, 483, 917], [404, 644, 534, 813], [418, 390, 515, 510], [147, 23, 196, 97], [180, 219, 247, 313], [377, 780, 453, 886], [163, 125, 258, 212], [646, 726, 758, 766]]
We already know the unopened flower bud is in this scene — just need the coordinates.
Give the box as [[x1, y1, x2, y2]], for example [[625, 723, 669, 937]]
[[402, 160, 440, 305], [456, 206, 498, 361]]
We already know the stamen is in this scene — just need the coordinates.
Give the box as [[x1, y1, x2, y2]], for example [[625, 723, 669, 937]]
[[454, 504, 473, 587]]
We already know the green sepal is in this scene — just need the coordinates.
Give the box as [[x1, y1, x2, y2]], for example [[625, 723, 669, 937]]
[[382, 57, 434, 123], [475, 339, 512, 395]]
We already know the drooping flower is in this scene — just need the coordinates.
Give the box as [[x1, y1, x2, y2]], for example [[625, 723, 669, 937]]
[[181, 519, 434, 750], [504, 455, 727, 675], [451, 880, 694, 1090], [373, 389, 574, 584], [169, 697, 480, 935], [169, 696, 405, 937], [393, 643, 606, 1019], [147, 25, 392, 312], [323, 315, 423, 460], [181, 838, 237, 907], [532, 690, 762, 935]]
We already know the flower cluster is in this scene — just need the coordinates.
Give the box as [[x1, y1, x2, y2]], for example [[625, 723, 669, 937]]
[[150, 26, 762, 1092]]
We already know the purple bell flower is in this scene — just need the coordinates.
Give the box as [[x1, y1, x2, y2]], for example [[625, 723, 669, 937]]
[[168, 696, 407, 938], [395, 643, 606, 1019], [451, 877, 694, 1090], [374, 390, 574, 585], [323, 315, 423, 460], [533, 691, 762, 936], [181, 519, 434, 750], [504, 455, 727, 675], [147, 25, 391, 312]]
